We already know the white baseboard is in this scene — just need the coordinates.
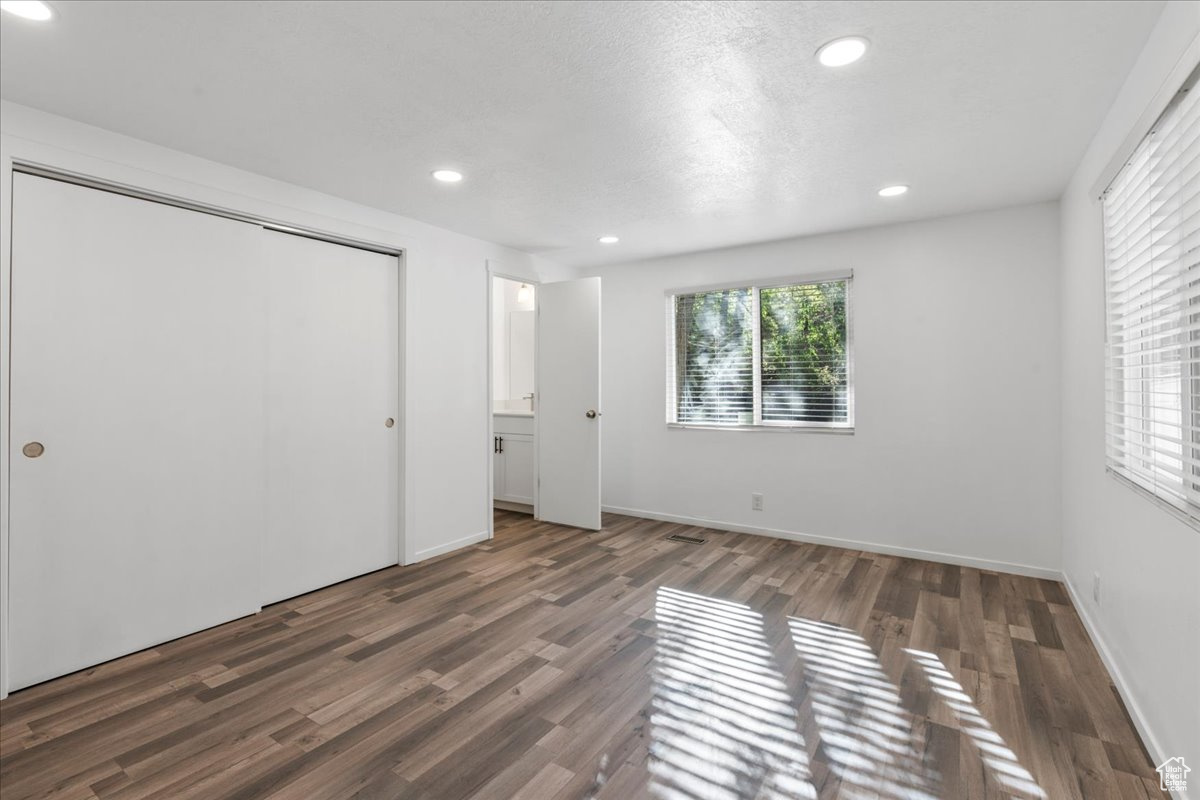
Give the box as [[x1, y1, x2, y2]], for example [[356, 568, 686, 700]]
[[1062, 575, 1186, 800], [601, 504, 1062, 580], [413, 530, 490, 563]]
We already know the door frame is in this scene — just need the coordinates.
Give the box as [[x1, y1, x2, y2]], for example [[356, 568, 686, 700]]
[[485, 263, 541, 540], [0, 141, 410, 698]]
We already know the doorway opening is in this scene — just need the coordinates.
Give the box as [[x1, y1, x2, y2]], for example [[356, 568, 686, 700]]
[[486, 268, 602, 536], [491, 275, 537, 516]]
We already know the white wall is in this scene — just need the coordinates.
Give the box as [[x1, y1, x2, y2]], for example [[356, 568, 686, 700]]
[[1059, 1, 1200, 780], [0, 101, 550, 696], [573, 202, 1062, 576], [493, 276, 514, 405], [491, 276, 536, 409]]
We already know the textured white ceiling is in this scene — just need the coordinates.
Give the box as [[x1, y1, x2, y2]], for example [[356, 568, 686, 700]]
[[0, 0, 1164, 268]]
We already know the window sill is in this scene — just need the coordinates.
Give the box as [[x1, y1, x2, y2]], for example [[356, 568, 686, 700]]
[[667, 423, 854, 435]]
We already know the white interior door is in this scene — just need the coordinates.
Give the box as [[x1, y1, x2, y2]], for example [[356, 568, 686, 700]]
[[261, 231, 399, 605], [8, 174, 267, 690], [536, 277, 601, 529]]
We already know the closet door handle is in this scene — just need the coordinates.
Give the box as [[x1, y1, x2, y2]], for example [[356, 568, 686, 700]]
[[499, 436, 504, 454], [494, 436, 499, 454]]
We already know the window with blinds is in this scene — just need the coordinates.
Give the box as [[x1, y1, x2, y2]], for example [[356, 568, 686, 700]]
[[1103, 69, 1200, 525], [668, 276, 853, 429]]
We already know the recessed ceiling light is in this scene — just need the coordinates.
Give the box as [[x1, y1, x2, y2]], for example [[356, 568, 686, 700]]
[[817, 36, 868, 67], [431, 169, 463, 183], [0, 0, 53, 20], [598, 235, 620, 245], [878, 184, 909, 198]]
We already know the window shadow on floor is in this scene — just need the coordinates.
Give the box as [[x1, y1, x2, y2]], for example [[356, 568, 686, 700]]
[[647, 587, 1046, 800]]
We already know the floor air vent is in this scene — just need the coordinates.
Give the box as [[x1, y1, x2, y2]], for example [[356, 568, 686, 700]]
[[667, 534, 706, 545]]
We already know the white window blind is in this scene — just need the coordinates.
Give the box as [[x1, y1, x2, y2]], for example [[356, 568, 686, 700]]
[[667, 276, 853, 429], [671, 287, 755, 425], [1103, 70, 1200, 525]]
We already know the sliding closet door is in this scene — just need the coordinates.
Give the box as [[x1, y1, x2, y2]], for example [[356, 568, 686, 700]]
[[261, 231, 399, 605], [8, 174, 267, 690]]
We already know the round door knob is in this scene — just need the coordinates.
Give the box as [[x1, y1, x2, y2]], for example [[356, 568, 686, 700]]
[[586, 410, 600, 419], [385, 418, 395, 428], [22, 442, 45, 458]]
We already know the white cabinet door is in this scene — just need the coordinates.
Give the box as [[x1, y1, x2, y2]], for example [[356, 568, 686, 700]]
[[497, 434, 535, 504], [493, 437, 506, 500], [8, 174, 267, 691], [261, 231, 400, 606], [537, 278, 601, 529]]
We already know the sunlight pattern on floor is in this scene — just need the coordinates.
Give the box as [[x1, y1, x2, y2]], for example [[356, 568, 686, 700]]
[[788, 618, 940, 800], [904, 648, 1047, 799], [650, 587, 817, 800]]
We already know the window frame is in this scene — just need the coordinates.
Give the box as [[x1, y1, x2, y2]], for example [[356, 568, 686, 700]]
[[1101, 64, 1200, 531], [666, 271, 855, 433]]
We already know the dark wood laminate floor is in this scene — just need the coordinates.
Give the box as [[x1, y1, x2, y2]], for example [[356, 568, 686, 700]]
[[0, 511, 1165, 800]]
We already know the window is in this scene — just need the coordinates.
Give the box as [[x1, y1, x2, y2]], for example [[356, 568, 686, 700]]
[[1103, 70, 1200, 525], [667, 275, 853, 429]]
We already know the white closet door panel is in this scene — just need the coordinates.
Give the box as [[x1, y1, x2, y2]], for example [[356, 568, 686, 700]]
[[262, 231, 399, 605], [8, 174, 267, 690]]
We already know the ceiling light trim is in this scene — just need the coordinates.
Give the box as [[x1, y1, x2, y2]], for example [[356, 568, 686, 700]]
[[816, 36, 869, 67]]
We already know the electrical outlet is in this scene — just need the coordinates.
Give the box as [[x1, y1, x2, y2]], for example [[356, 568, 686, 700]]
[[751, 492, 764, 512], [1093, 572, 1101, 605]]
